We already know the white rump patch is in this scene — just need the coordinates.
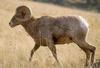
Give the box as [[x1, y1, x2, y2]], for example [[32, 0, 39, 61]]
[[78, 16, 89, 28]]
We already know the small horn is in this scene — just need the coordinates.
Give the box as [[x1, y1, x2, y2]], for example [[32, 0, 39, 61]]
[[16, 5, 32, 22]]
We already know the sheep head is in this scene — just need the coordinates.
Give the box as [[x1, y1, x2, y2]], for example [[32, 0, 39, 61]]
[[9, 5, 32, 27]]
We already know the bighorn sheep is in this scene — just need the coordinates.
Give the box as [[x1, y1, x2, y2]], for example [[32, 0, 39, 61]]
[[9, 5, 96, 66]]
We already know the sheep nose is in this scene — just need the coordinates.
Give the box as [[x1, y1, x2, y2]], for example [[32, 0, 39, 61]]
[[9, 22, 11, 25], [9, 22, 12, 26], [9, 22, 14, 27]]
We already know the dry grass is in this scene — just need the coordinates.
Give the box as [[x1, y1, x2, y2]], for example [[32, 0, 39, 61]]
[[0, 0, 100, 68]]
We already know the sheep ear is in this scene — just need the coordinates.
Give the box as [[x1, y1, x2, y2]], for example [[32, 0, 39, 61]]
[[16, 5, 32, 21]]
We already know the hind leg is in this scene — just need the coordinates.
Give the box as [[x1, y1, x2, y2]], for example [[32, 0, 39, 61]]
[[90, 45, 96, 66], [73, 39, 96, 66], [79, 47, 91, 66], [83, 49, 91, 66]]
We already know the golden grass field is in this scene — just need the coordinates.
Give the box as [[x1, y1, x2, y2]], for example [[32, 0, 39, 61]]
[[0, 0, 100, 68]]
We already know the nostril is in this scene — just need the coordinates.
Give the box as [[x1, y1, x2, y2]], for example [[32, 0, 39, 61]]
[[9, 22, 15, 27], [9, 22, 14, 27], [9, 22, 12, 26], [9, 22, 10, 25]]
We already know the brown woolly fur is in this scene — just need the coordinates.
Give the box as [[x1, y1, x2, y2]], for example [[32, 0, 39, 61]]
[[9, 5, 96, 67]]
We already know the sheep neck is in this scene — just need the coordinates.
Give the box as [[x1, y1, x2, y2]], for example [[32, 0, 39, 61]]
[[21, 17, 36, 36]]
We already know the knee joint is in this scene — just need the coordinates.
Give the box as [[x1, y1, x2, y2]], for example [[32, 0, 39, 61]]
[[91, 46, 96, 52]]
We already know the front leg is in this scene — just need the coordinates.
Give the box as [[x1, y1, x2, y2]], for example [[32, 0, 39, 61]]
[[46, 39, 60, 64], [29, 44, 40, 61]]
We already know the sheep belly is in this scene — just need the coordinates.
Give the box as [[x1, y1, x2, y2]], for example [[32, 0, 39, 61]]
[[55, 36, 72, 44]]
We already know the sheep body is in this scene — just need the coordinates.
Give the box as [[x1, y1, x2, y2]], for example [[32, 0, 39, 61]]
[[9, 6, 96, 67], [22, 16, 88, 45]]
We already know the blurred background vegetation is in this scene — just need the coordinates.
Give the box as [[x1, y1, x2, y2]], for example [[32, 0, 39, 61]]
[[31, 0, 100, 12]]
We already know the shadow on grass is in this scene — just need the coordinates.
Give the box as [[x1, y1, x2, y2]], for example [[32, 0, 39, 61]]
[[31, 0, 100, 13]]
